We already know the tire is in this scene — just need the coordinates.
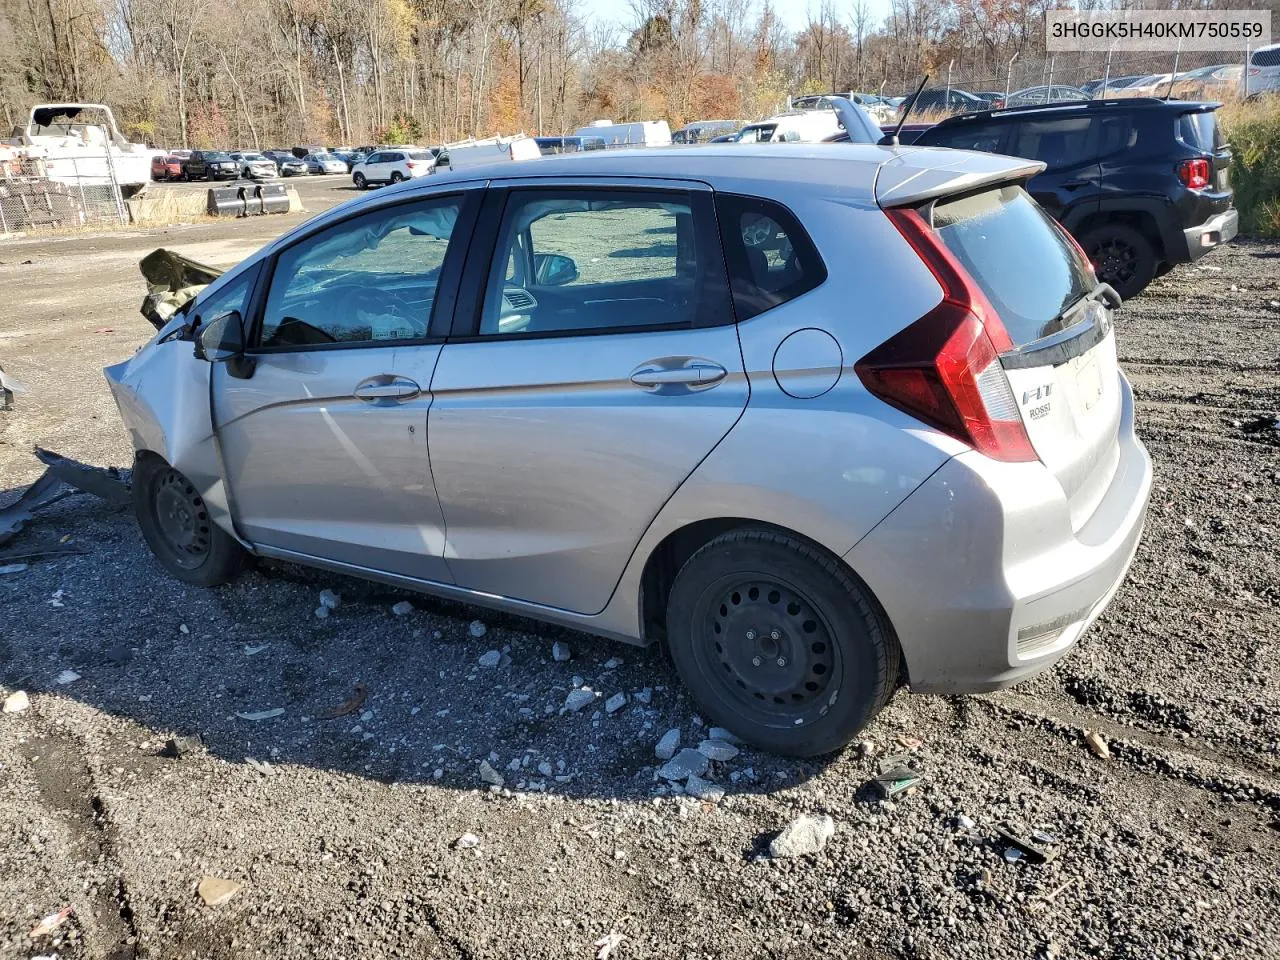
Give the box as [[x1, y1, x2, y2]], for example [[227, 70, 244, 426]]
[[133, 457, 247, 587], [665, 528, 900, 757], [1154, 261, 1175, 280], [353, 172, 367, 189], [1080, 223, 1157, 301], [390, 171, 405, 183]]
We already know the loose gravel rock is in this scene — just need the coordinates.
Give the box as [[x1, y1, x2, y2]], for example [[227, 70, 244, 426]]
[[1, 232, 1278, 959], [768, 813, 836, 858]]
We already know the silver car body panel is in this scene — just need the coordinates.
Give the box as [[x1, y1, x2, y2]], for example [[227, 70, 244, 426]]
[[105, 143, 1152, 691]]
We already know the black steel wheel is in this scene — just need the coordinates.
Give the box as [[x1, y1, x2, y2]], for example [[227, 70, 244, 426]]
[[667, 528, 899, 757], [1080, 223, 1156, 301], [134, 457, 247, 587]]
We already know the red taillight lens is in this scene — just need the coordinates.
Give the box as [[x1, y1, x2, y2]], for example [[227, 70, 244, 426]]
[[406, 161, 418, 169], [855, 208, 1037, 463], [1178, 157, 1211, 189], [993, 99, 1005, 109]]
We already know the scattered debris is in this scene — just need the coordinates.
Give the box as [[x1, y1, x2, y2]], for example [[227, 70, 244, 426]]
[[697, 739, 739, 762], [602, 657, 623, 670], [594, 932, 626, 960], [655, 728, 681, 760], [551, 640, 572, 662], [0, 449, 132, 547], [955, 813, 976, 832], [996, 824, 1059, 865], [391, 600, 414, 616], [49, 589, 64, 608], [707, 727, 741, 745], [29, 906, 73, 937], [245, 757, 274, 776], [563, 689, 596, 713], [54, 669, 80, 685], [318, 589, 341, 611], [873, 753, 925, 797], [3, 690, 30, 714], [160, 735, 200, 758], [478, 650, 501, 668], [635, 687, 652, 705], [1004, 847, 1024, 864], [605, 692, 627, 714], [894, 735, 923, 751], [657, 748, 710, 782], [196, 876, 243, 907], [320, 683, 369, 719], [314, 605, 330, 619], [0, 562, 27, 575], [468, 620, 487, 638], [684, 774, 725, 803], [455, 833, 481, 849], [138, 248, 223, 329], [478, 759, 505, 787], [243, 644, 268, 656], [1083, 729, 1111, 759], [235, 707, 285, 721], [768, 813, 835, 858]]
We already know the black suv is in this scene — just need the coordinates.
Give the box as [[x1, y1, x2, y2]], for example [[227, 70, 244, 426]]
[[183, 150, 240, 181], [910, 98, 1237, 299]]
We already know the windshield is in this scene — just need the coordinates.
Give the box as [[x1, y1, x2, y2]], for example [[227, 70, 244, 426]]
[[931, 186, 1095, 345], [738, 124, 777, 143], [207, 152, 231, 160]]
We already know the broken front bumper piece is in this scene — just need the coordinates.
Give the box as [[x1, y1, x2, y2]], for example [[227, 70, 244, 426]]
[[0, 448, 131, 547], [138, 248, 223, 331]]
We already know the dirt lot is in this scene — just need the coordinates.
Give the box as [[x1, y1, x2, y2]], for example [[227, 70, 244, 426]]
[[1, 199, 1278, 960]]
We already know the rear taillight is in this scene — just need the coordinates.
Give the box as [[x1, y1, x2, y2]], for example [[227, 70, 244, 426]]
[[406, 161, 418, 169], [992, 99, 1005, 109], [855, 208, 1037, 463], [1177, 157, 1211, 189]]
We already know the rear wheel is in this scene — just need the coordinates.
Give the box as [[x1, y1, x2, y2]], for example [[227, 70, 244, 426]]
[[353, 172, 367, 189], [134, 458, 247, 587], [1080, 223, 1157, 301], [666, 528, 899, 757], [390, 171, 405, 183]]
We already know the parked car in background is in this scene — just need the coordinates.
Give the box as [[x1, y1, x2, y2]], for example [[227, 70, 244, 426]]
[[911, 98, 1237, 298], [230, 152, 277, 179], [292, 145, 328, 159], [1247, 42, 1280, 96], [108, 143, 1151, 758], [898, 87, 989, 116], [1081, 75, 1146, 96], [350, 148, 435, 187], [303, 153, 347, 175], [150, 153, 184, 180], [973, 91, 1005, 106], [332, 151, 367, 171], [994, 85, 1091, 109], [1125, 74, 1175, 95], [534, 136, 606, 154], [184, 150, 239, 180], [264, 150, 306, 176], [709, 132, 742, 143], [671, 120, 740, 144]]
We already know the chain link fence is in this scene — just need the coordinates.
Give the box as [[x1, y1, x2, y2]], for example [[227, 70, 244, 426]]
[[0, 149, 128, 234]]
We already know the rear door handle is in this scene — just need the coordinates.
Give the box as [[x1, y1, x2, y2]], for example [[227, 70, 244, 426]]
[[354, 375, 421, 403], [630, 360, 727, 388], [1061, 178, 1092, 189]]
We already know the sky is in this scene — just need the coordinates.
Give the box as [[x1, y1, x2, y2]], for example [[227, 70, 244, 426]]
[[575, 0, 895, 38]]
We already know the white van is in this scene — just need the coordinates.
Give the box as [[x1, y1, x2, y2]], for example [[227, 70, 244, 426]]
[[736, 110, 845, 144], [435, 135, 541, 171], [570, 120, 672, 147]]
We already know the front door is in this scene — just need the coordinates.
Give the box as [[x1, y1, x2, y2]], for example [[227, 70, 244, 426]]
[[428, 182, 748, 615], [213, 191, 475, 581]]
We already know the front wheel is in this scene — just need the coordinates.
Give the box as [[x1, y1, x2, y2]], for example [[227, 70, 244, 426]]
[[666, 528, 899, 757], [1080, 223, 1157, 301], [353, 172, 367, 189], [133, 458, 247, 587]]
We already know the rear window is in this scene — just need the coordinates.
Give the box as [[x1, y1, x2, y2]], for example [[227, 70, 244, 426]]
[[931, 186, 1094, 345], [1251, 46, 1280, 67], [407, 151, 432, 160], [1177, 111, 1224, 152]]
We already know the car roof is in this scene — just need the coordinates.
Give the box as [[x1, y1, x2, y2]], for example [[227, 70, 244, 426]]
[[927, 96, 1221, 128]]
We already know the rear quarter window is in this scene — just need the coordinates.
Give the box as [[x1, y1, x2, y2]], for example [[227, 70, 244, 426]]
[[1177, 111, 1224, 152], [715, 194, 826, 322]]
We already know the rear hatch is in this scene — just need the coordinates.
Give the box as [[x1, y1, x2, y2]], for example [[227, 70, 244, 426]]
[[1175, 106, 1232, 212], [931, 186, 1123, 530]]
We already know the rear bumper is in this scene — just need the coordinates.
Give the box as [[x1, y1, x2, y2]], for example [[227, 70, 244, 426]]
[[1183, 207, 1238, 260], [845, 372, 1152, 694]]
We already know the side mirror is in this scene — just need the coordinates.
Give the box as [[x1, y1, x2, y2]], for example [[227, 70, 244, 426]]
[[195, 309, 245, 363], [534, 252, 578, 286]]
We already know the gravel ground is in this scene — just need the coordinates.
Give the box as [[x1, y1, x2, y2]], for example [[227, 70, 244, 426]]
[[1, 222, 1278, 960]]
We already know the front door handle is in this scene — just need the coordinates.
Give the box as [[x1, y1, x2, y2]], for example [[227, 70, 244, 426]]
[[354, 375, 421, 403], [630, 360, 727, 389]]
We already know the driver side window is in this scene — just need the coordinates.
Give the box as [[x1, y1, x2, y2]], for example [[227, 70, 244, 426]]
[[259, 195, 463, 349]]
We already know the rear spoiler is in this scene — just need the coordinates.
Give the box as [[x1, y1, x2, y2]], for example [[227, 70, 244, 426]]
[[874, 150, 1045, 208], [826, 97, 883, 145]]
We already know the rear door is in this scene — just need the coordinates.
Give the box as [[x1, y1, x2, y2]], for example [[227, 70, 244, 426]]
[[929, 185, 1122, 529], [427, 179, 748, 615], [1004, 114, 1101, 224]]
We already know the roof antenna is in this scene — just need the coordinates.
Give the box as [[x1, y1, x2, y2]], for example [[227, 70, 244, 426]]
[[879, 74, 930, 147]]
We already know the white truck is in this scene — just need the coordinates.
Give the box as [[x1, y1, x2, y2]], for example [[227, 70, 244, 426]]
[[571, 120, 672, 147]]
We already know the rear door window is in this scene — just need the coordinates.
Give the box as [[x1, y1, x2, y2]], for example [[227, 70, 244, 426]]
[[930, 186, 1094, 345], [715, 194, 827, 321], [920, 122, 1009, 153], [1009, 117, 1094, 168]]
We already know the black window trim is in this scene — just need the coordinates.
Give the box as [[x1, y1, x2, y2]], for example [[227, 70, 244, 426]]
[[448, 183, 735, 343], [242, 187, 482, 355]]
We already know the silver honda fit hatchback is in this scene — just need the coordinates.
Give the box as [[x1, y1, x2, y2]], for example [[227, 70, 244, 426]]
[[105, 144, 1152, 757]]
